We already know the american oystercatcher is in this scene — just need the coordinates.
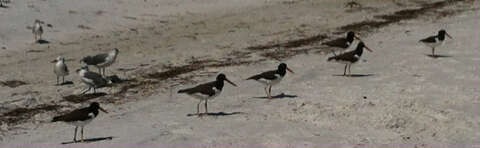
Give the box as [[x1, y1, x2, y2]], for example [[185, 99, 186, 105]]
[[76, 66, 108, 94], [327, 42, 373, 76], [32, 19, 43, 42], [177, 73, 237, 116], [52, 56, 69, 85], [246, 63, 294, 99], [419, 29, 453, 57], [81, 48, 119, 76], [52, 102, 108, 142], [322, 31, 361, 53]]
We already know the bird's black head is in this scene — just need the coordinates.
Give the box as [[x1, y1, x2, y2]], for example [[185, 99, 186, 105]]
[[357, 42, 365, 49], [89, 102, 108, 113], [439, 29, 446, 36], [278, 63, 287, 71], [346, 31, 355, 41], [90, 102, 100, 109], [216, 73, 237, 87], [277, 63, 294, 76], [216, 73, 226, 81], [438, 29, 452, 40], [356, 42, 373, 52]]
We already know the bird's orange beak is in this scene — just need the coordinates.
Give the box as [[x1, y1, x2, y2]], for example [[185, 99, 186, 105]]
[[446, 33, 453, 39], [99, 107, 108, 113], [354, 35, 363, 42], [287, 67, 295, 74], [225, 78, 237, 87], [50, 59, 58, 63], [365, 46, 373, 52]]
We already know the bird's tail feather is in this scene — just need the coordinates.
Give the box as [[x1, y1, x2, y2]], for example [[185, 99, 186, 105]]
[[51, 116, 61, 122], [246, 75, 258, 80], [177, 89, 188, 94], [327, 57, 335, 61]]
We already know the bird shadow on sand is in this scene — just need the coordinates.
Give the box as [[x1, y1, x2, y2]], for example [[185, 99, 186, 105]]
[[252, 93, 298, 99], [57, 81, 74, 86], [187, 112, 245, 117], [333, 74, 375, 77], [0, 5, 9, 8], [61, 136, 115, 145], [36, 39, 50, 44], [425, 54, 452, 58]]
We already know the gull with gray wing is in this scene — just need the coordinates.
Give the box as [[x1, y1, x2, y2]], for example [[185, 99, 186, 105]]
[[76, 66, 108, 94], [81, 48, 119, 76]]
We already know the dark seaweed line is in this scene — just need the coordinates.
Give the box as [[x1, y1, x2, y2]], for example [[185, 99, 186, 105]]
[[339, 0, 467, 32], [248, 0, 467, 51], [247, 34, 328, 50], [0, 104, 64, 126]]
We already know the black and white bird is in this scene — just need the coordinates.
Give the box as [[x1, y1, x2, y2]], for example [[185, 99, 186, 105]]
[[322, 31, 361, 53], [32, 19, 43, 42], [76, 66, 108, 94], [419, 29, 453, 57], [52, 56, 69, 85], [52, 102, 108, 142], [80, 48, 119, 76], [327, 42, 373, 76], [177, 74, 237, 116], [246, 63, 294, 99]]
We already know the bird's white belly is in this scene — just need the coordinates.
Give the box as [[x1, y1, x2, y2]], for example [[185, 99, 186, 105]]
[[258, 76, 283, 86], [66, 119, 93, 127], [189, 89, 221, 100], [334, 56, 359, 64], [423, 41, 443, 48], [33, 24, 42, 34], [54, 64, 68, 76], [336, 60, 353, 64]]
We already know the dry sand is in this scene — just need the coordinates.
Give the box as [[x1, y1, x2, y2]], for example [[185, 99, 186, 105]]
[[0, 0, 479, 147]]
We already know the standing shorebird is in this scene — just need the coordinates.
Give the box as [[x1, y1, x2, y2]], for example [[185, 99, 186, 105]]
[[81, 48, 119, 77], [76, 66, 108, 94], [177, 74, 237, 116], [327, 42, 373, 76], [322, 31, 362, 54], [419, 29, 453, 57], [246, 63, 294, 99], [52, 56, 69, 85], [32, 19, 44, 42], [52, 102, 108, 142]]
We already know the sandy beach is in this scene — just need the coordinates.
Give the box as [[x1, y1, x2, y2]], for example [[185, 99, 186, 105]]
[[0, 0, 479, 147]]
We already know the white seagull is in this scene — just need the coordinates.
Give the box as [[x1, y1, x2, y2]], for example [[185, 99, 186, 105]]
[[32, 19, 44, 42], [52, 56, 69, 85]]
